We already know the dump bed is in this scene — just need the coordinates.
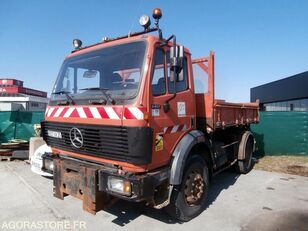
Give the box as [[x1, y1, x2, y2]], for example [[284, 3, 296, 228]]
[[192, 52, 259, 132], [196, 95, 259, 132]]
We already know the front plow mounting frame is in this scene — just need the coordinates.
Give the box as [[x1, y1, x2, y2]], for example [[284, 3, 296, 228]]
[[53, 157, 116, 214]]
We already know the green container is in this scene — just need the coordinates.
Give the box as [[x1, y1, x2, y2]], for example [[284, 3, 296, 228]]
[[0, 111, 45, 143], [251, 111, 308, 155]]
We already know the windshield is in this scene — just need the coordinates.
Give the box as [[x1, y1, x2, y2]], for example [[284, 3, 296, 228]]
[[50, 41, 147, 105]]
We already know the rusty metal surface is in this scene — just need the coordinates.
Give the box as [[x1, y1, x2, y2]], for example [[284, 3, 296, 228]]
[[184, 172, 204, 205], [214, 101, 259, 129], [53, 158, 117, 214]]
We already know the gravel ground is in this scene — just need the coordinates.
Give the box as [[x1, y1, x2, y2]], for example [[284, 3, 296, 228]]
[[254, 156, 308, 176]]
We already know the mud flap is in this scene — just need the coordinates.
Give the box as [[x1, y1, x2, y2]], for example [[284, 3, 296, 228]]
[[53, 158, 116, 214]]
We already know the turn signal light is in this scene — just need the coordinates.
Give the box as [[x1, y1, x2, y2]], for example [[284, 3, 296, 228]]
[[143, 111, 150, 122]]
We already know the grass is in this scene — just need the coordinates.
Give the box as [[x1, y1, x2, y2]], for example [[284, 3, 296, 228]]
[[254, 155, 308, 177]]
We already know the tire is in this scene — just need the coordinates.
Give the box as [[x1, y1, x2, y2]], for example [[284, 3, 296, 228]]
[[235, 135, 254, 174], [166, 155, 209, 222]]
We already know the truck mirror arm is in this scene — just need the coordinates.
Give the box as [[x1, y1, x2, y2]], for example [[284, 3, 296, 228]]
[[161, 34, 184, 113]]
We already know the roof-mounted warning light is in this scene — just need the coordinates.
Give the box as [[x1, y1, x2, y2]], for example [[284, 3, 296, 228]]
[[72, 8, 165, 52], [152, 8, 162, 26], [152, 8, 163, 39], [138, 8, 163, 39]]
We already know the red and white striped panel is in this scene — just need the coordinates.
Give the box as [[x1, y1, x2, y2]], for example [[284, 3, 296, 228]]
[[163, 124, 188, 134], [45, 106, 146, 120], [123, 107, 146, 120]]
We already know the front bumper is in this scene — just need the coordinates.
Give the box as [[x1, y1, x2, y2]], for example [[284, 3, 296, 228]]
[[47, 154, 169, 214]]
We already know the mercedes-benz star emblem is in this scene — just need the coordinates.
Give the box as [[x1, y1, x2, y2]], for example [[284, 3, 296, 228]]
[[69, 127, 83, 148]]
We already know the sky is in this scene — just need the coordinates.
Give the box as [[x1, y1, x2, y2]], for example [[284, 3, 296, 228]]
[[0, 0, 307, 102]]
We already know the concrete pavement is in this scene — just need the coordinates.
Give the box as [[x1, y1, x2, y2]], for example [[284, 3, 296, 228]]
[[0, 161, 307, 231]]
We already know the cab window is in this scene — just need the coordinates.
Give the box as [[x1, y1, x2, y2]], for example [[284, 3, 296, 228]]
[[167, 53, 188, 93], [151, 49, 166, 96]]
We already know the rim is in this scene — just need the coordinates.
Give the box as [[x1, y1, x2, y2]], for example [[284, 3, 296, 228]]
[[184, 170, 205, 206]]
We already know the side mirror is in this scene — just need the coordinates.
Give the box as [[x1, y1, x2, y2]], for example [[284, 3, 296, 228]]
[[179, 45, 184, 58], [170, 45, 184, 75]]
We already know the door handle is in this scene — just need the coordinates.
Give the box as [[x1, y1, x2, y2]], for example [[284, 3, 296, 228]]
[[163, 103, 170, 113]]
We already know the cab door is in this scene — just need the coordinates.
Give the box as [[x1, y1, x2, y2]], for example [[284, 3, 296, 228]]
[[149, 46, 196, 169]]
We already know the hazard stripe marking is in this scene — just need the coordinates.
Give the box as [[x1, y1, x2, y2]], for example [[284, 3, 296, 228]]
[[45, 106, 146, 120], [163, 124, 188, 134]]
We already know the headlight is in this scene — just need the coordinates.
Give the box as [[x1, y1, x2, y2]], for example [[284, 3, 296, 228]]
[[73, 39, 82, 49], [139, 14, 151, 30], [107, 176, 131, 196], [43, 158, 54, 172]]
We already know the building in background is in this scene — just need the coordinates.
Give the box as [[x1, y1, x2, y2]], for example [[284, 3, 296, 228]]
[[250, 71, 308, 155], [250, 71, 308, 111], [0, 78, 48, 111]]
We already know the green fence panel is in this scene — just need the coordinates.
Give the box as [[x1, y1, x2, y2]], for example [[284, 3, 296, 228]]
[[251, 111, 308, 155], [2, 110, 308, 155], [0, 111, 45, 143], [0, 112, 16, 143]]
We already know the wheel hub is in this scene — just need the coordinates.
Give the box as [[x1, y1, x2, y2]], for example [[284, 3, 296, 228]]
[[184, 172, 205, 206]]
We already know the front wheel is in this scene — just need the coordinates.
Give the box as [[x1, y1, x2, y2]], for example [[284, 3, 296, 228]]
[[166, 155, 209, 222]]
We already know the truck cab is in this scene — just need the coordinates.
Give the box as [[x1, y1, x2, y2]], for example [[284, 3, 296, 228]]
[[41, 9, 259, 221]]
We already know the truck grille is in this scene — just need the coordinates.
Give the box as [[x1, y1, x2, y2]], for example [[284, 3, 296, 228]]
[[41, 121, 130, 162]]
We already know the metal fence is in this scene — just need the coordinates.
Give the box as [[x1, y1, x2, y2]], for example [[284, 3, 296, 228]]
[[251, 111, 308, 155], [0, 111, 45, 143]]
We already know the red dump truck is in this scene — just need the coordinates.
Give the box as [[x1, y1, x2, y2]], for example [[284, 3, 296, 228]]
[[41, 9, 259, 221]]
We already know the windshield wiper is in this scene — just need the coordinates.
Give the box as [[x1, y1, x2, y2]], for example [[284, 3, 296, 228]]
[[80, 87, 116, 105], [52, 91, 75, 105]]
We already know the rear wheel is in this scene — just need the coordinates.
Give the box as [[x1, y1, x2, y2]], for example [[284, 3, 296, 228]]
[[166, 155, 209, 222], [235, 134, 254, 174]]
